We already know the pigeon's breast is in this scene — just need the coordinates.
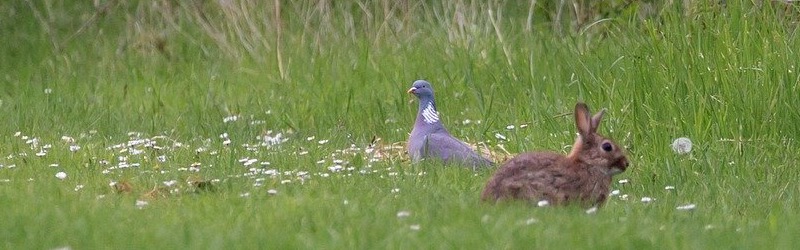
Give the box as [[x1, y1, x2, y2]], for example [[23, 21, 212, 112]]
[[407, 131, 426, 161]]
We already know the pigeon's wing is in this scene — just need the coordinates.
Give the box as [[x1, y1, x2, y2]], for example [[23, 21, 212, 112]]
[[425, 132, 494, 168]]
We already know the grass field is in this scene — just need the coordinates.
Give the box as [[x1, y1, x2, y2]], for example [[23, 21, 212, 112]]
[[1, 1, 799, 249]]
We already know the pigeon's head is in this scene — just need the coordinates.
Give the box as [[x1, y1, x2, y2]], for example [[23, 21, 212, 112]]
[[407, 80, 434, 99]]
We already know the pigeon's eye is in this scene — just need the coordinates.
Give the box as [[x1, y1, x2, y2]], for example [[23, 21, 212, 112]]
[[601, 142, 613, 152]]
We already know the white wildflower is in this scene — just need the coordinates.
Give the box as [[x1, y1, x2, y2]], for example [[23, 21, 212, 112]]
[[676, 204, 697, 211], [223, 115, 239, 123], [135, 200, 149, 209], [129, 148, 143, 155], [243, 159, 258, 166], [328, 165, 343, 172], [263, 133, 288, 146], [537, 200, 550, 207], [396, 211, 411, 218]]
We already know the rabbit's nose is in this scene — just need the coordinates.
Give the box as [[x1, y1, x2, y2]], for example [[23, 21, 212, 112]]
[[617, 157, 629, 170]]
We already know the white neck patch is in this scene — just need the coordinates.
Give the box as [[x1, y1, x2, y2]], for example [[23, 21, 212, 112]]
[[422, 102, 440, 124]]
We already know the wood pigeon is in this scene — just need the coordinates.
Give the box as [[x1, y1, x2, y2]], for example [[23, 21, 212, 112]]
[[406, 80, 494, 169]]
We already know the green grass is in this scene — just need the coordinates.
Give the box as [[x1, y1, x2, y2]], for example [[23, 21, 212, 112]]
[[1, 0, 799, 249]]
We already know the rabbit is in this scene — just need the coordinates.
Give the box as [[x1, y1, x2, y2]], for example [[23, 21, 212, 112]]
[[481, 102, 629, 207]]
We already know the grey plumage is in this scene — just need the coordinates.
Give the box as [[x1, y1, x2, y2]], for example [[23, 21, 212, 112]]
[[406, 80, 493, 169]]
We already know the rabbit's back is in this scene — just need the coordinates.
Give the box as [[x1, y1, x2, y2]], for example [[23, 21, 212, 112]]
[[481, 152, 562, 201], [481, 152, 612, 206]]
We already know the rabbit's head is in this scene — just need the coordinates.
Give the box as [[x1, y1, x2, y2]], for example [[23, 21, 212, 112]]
[[568, 103, 629, 175]]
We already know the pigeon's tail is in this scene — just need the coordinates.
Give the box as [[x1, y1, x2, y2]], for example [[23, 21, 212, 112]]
[[470, 145, 496, 169], [475, 156, 495, 169], [463, 153, 494, 170]]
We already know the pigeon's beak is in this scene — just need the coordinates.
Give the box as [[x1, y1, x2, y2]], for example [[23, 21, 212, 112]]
[[406, 87, 417, 94]]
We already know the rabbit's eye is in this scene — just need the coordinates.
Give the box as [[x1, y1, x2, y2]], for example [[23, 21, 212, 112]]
[[601, 142, 613, 152]]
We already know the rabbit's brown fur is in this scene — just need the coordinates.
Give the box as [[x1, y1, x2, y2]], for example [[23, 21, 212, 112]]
[[481, 103, 629, 207]]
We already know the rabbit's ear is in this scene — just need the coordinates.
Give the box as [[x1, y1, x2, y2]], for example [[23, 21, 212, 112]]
[[590, 108, 606, 134], [575, 103, 592, 137]]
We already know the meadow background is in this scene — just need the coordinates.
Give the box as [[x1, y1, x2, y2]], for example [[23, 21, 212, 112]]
[[1, 0, 799, 249]]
